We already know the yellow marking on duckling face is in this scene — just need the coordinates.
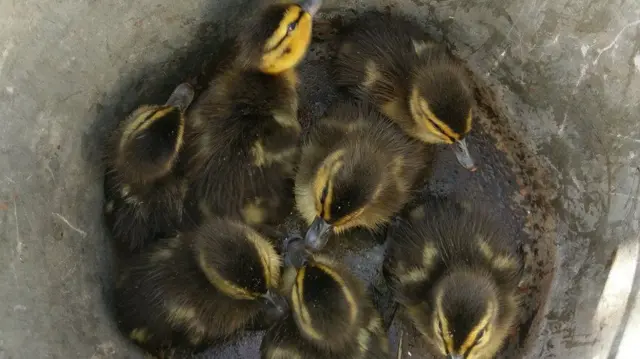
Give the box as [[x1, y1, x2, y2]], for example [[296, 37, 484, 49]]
[[291, 266, 324, 341], [312, 261, 359, 325], [465, 109, 473, 134], [198, 251, 261, 300], [312, 150, 345, 220], [409, 87, 461, 144], [332, 207, 365, 227], [435, 295, 455, 355], [435, 292, 496, 358], [291, 260, 359, 341], [120, 106, 183, 153], [458, 302, 495, 358], [363, 60, 380, 88], [121, 185, 131, 197], [129, 328, 150, 343], [260, 5, 313, 74], [245, 229, 282, 289]]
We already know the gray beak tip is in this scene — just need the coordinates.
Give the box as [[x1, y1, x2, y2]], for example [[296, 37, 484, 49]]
[[452, 138, 476, 172], [301, 0, 322, 17], [165, 82, 195, 111], [284, 236, 309, 268], [304, 217, 332, 252]]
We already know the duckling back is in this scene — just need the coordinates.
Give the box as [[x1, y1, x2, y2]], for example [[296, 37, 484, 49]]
[[183, 0, 322, 234], [295, 101, 433, 248], [334, 11, 476, 171], [261, 255, 389, 359], [183, 67, 301, 232], [385, 196, 523, 291], [104, 83, 194, 254], [384, 196, 523, 358], [114, 218, 282, 357]]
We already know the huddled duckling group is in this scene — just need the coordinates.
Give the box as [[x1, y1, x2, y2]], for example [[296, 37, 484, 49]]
[[103, 1, 525, 358]]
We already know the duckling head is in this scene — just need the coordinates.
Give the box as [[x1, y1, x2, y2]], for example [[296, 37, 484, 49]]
[[112, 83, 194, 185], [409, 66, 476, 171], [409, 271, 500, 359], [239, 0, 322, 74], [195, 220, 286, 315], [299, 148, 387, 251], [290, 255, 363, 351]]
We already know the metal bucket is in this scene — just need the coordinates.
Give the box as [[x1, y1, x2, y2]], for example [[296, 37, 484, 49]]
[[1, 0, 638, 358]]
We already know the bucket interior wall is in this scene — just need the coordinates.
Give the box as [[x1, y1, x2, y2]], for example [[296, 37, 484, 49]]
[[1, 0, 639, 358]]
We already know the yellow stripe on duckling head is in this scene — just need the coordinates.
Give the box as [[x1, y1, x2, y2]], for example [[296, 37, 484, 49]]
[[260, 5, 313, 74], [409, 87, 463, 144], [198, 251, 260, 300], [291, 258, 359, 341], [435, 292, 454, 355], [291, 265, 324, 341], [458, 301, 495, 357], [313, 150, 345, 220], [120, 105, 179, 152], [244, 229, 282, 289]]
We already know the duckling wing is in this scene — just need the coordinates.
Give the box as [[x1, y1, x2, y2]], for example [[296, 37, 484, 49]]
[[334, 11, 435, 102], [182, 72, 300, 229]]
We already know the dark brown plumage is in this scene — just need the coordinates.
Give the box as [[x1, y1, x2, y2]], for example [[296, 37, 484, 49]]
[[334, 11, 476, 170], [384, 196, 523, 359], [103, 83, 194, 254], [114, 218, 284, 358], [182, 0, 322, 236], [261, 253, 389, 359], [295, 100, 432, 251]]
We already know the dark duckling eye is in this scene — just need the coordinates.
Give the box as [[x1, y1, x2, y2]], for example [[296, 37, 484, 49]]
[[476, 328, 486, 341], [287, 22, 297, 32]]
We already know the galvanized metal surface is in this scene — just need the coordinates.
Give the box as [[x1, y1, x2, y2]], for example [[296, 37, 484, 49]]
[[1, 0, 639, 358]]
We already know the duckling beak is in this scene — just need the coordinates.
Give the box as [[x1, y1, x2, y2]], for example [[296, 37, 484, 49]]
[[164, 82, 195, 112], [452, 138, 476, 172], [284, 235, 309, 268], [304, 216, 332, 251], [446, 355, 464, 359], [261, 290, 288, 320], [300, 0, 322, 17]]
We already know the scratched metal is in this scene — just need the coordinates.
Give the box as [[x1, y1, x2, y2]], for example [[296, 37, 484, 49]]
[[0, 0, 639, 358]]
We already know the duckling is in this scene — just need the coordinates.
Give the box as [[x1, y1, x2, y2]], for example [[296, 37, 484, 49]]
[[295, 100, 432, 251], [114, 218, 286, 358], [261, 238, 389, 359], [334, 11, 477, 171], [104, 83, 195, 254], [384, 196, 523, 359], [182, 0, 322, 236]]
